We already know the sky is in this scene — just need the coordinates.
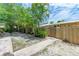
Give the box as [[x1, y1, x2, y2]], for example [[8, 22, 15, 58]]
[[49, 3, 79, 23], [21, 3, 79, 23]]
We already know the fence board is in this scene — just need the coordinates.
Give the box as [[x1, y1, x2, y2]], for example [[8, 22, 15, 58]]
[[43, 22, 79, 44]]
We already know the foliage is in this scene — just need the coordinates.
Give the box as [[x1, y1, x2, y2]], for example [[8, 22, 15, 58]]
[[31, 3, 49, 36], [57, 20, 64, 23], [50, 21, 54, 24], [0, 3, 48, 38], [0, 23, 5, 33], [31, 3, 49, 26], [0, 29, 4, 33], [34, 28, 48, 38], [0, 4, 18, 32]]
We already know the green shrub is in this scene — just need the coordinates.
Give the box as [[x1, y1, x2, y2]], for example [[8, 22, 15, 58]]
[[4, 24, 14, 33], [4, 25, 11, 32], [0, 28, 4, 33], [34, 28, 48, 38]]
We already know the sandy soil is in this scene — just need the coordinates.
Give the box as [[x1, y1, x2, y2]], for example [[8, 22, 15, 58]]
[[34, 39, 79, 56]]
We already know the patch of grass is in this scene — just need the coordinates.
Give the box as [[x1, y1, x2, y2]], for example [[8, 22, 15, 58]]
[[42, 48, 48, 52], [12, 38, 26, 52]]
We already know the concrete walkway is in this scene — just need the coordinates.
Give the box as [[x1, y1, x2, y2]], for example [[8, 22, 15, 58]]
[[14, 37, 58, 56], [0, 37, 13, 56]]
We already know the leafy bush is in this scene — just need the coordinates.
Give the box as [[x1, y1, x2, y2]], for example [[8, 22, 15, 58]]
[[0, 28, 4, 33], [4, 24, 13, 33], [34, 28, 48, 38]]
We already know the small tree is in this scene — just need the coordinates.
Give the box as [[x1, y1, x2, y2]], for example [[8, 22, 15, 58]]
[[31, 3, 49, 27], [57, 20, 64, 23], [31, 3, 49, 37], [50, 21, 54, 24]]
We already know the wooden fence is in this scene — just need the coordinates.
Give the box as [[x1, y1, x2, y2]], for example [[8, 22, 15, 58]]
[[42, 22, 79, 44]]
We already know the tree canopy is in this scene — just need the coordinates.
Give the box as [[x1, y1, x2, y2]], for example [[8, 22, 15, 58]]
[[0, 3, 49, 37]]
